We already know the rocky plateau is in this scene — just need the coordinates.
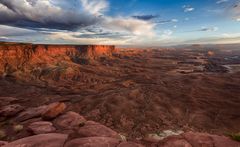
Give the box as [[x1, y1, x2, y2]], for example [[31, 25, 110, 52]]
[[0, 42, 240, 147]]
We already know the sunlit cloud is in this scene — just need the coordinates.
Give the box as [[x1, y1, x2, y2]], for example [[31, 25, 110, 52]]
[[216, 0, 229, 4], [183, 5, 195, 12]]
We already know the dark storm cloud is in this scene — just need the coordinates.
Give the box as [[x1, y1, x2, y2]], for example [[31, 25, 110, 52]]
[[156, 19, 178, 24], [132, 15, 158, 21], [73, 32, 129, 39], [0, 0, 103, 31], [186, 27, 218, 32]]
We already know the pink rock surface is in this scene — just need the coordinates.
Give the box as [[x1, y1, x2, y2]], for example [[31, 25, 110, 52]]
[[0, 104, 24, 117], [16, 105, 47, 122], [78, 122, 119, 138], [54, 111, 86, 129], [65, 137, 120, 147], [183, 132, 240, 147], [159, 132, 240, 147], [117, 142, 145, 147], [158, 137, 192, 147], [28, 121, 56, 134], [3, 133, 68, 147], [0, 141, 8, 147]]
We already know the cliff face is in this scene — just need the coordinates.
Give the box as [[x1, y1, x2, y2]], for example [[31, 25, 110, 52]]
[[0, 43, 115, 82]]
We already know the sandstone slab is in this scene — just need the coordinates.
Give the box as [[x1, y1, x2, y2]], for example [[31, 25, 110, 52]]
[[183, 132, 240, 147], [28, 121, 56, 134], [42, 102, 66, 120], [3, 133, 68, 147], [54, 111, 86, 129], [16, 105, 47, 122], [158, 137, 192, 147], [0, 104, 24, 117], [0, 141, 8, 147], [159, 132, 240, 147], [117, 142, 145, 147], [78, 122, 119, 138], [65, 137, 120, 147]]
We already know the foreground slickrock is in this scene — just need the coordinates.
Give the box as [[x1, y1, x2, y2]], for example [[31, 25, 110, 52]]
[[15, 105, 48, 122], [2, 133, 68, 147], [65, 137, 121, 147], [54, 111, 86, 130], [28, 121, 56, 134], [158, 132, 240, 147], [0, 101, 239, 147], [78, 121, 120, 138]]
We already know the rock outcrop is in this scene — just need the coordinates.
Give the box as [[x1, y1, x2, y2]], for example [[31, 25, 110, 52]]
[[0, 100, 239, 147], [0, 43, 115, 82], [28, 121, 56, 135], [3, 133, 68, 147], [0, 104, 24, 117], [158, 132, 240, 147]]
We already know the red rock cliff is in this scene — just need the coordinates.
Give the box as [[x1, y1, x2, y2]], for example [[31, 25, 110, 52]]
[[0, 43, 115, 79]]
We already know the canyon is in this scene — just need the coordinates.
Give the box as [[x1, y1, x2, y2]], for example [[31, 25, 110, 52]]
[[0, 42, 240, 147]]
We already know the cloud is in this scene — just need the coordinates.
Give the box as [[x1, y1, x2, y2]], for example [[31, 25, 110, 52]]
[[103, 17, 155, 36], [80, 0, 108, 15], [199, 27, 219, 32], [0, 24, 52, 43], [156, 19, 178, 24], [0, 0, 156, 40], [0, 0, 105, 31], [0, 0, 159, 45], [231, 2, 240, 21], [182, 35, 240, 44], [161, 30, 173, 39], [132, 15, 158, 21], [183, 5, 195, 12], [216, 0, 229, 4], [48, 31, 132, 45], [222, 33, 240, 38], [187, 27, 219, 32]]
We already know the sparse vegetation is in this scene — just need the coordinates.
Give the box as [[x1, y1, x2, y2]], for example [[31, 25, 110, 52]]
[[228, 133, 240, 142], [13, 125, 24, 133]]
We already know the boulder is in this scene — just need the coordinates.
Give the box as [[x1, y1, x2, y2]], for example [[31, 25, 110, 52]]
[[42, 102, 66, 120], [65, 137, 120, 147], [183, 132, 240, 147], [117, 142, 145, 147], [3, 133, 68, 147], [54, 111, 86, 129], [0, 141, 8, 147], [78, 122, 119, 138], [158, 132, 240, 147], [16, 105, 48, 122], [28, 121, 56, 134], [158, 136, 192, 147], [0, 104, 24, 117]]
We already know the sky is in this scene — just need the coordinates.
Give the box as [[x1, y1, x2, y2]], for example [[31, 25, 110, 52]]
[[0, 0, 239, 46]]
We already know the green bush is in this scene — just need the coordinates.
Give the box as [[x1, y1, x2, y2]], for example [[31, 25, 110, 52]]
[[227, 133, 240, 142]]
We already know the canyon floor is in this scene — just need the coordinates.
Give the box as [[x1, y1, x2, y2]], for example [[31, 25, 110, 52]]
[[0, 43, 240, 146]]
